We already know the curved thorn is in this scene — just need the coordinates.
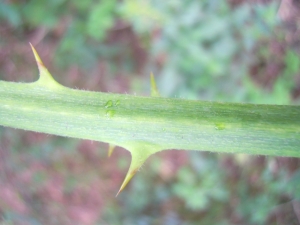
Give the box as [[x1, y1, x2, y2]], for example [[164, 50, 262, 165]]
[[29, 42, 44, 71], [108, 144, 115, 157], [150, 72, 160, 97], [116, 165, 138, 197], [116, 149, 155, 196], [29, 43, 63, 88]]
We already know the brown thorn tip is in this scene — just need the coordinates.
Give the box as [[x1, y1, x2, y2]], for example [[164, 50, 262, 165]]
[[29, 43, 44, 69]]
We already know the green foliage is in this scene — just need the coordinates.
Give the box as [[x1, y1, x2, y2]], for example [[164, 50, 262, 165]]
[[123, 0, 295, 104], [120, 0, 165, 33], [0, 0, 129, 71], [243, 49, 300, 104], [0, 2, 21, 27], [287, 169, 300, 199], [22, 0, 66, 28], [172, 153, 228, 211], [237, 162, 288, 224], [87, 0, 116, 41]]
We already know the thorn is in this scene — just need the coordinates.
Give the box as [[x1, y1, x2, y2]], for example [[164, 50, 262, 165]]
[[108, 144, 115, 157], [29, 43, 63, 88], [116, 147, 157, 196], [150, 72, 160, 97], [116, 167, 138, 197], [29, 42, 45, 72]]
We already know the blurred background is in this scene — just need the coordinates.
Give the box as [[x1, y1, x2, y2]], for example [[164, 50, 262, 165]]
[[0, 0, 300, 224]]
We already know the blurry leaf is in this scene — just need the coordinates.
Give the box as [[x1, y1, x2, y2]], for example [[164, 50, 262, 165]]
[[72, 0, 93, 12], [121, 0, 165, 33], [287, 169, 300, 199], [87, 0, 116, 41], [254, 2, 279, 32], [0, 2, 21, 27], [284, 50, 300, 74], [23, 0, 66, 27], [198, 16, 228, 41]]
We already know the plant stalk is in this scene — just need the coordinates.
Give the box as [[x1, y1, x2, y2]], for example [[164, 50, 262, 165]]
[[0, 79, 299, 157], [0, 46, 299, 192]]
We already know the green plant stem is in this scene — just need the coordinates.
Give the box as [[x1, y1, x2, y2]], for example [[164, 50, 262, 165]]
[[1, 46, 299, 193], [0, 80, 299, 157]]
